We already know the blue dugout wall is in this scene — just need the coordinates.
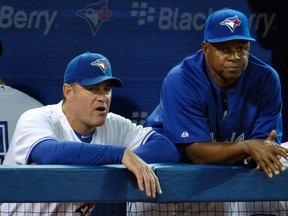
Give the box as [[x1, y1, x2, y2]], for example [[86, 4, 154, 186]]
[[0, 0, 287, 139], [1, 164, 288, 203]]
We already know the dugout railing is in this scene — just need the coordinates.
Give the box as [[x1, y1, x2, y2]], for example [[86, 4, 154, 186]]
[[0, 163, 288, 215]]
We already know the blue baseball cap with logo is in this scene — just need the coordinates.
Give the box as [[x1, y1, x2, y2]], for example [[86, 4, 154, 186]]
[[204, 8, 256, 43], [64, 52, 123, 87]]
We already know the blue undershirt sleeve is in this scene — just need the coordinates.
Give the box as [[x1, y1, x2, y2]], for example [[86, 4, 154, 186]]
[[29, 139, 126, 165], [133, 132, 180, 163]]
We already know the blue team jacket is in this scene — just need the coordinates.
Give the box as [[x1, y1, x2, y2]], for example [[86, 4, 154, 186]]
[[145, 50, 283, 145]]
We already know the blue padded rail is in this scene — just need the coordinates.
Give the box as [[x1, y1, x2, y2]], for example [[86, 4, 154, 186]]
[[155, 163, 288, 203], [0, 164, 154, 203], [0, 163, 287, 203]]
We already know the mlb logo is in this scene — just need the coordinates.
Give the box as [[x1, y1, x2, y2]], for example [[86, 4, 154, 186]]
[[0, 121, 9, 164]]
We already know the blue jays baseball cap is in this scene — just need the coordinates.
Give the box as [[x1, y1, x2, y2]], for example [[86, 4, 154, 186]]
[[64, 52, 123, 87], [204, 8, 255, 43]]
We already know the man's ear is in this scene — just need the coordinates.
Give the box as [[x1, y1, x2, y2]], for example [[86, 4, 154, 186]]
[[63, 84, 74, 101], [202, 42, 209, 54]]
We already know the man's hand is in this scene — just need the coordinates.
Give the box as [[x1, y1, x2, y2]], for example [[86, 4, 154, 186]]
[[121, 149, 162, 198], [246, 130, 288, 178]]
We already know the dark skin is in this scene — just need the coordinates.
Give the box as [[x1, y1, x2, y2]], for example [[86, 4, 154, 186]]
[[184, 40, 288, 178]]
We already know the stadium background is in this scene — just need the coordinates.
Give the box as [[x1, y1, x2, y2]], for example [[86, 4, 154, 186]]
[[0, 0, 287, 141]]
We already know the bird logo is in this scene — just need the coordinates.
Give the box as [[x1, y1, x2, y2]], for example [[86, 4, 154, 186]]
[[76, 1, 112, 36], [220, 15, 241, 33], [91, 59, 109, 74]]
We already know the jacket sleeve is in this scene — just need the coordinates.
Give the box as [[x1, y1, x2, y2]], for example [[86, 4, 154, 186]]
[[134, 132, 180, 163]]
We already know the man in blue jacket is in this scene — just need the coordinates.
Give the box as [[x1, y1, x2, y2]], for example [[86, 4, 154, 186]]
[[138, 7, 288, 215]]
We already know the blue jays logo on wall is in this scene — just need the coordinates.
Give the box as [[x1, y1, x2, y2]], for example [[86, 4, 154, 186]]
[[220, 15, 241, 32], [76, 0, 112, 36]]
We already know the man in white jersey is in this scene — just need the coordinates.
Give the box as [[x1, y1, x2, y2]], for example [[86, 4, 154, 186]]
[[0, 52, 180, 215], [0, 41, 43, 164]]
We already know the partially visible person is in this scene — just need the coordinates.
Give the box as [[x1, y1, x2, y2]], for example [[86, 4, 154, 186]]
[[0, 40, 43, 164], [129, 7, 288, 215], [0, 52, 180, 215]]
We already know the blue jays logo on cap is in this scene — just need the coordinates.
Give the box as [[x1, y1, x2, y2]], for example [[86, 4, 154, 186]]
[[220, 15, 241, 33], [91, 59, 109, 74], [204, 8, 255, 43]]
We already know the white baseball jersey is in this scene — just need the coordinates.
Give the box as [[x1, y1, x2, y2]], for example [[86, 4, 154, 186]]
[[1, 101, 153, 215], [0, 84, 43, 164]]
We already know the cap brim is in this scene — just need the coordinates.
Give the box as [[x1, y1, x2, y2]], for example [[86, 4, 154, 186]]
[[207, 35, 256, 43], [78, 76, 123, 88]]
